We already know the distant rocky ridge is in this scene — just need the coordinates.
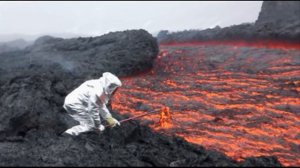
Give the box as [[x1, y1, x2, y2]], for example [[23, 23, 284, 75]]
[[0, 39, 32, 53], [157, 1, 300, 43]]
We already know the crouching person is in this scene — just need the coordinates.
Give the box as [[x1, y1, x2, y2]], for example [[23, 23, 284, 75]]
[[62, 72, 122, 136]]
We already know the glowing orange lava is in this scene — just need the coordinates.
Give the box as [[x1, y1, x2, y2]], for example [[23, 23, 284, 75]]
[[158, 106, 173, 128], [112, 41, 300, 166], [160, 40, 300, 50]]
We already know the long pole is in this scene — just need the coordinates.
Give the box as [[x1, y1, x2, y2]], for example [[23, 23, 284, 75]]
[[104, 109, 161, 128], [119, 109, 161, 123]]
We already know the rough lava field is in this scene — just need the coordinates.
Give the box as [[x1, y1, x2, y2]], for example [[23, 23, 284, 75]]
[[113, 41, 300, 166]]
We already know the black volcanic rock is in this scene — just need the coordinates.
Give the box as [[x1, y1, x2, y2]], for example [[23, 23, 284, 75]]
[[0, 29, 159, 78], [256, 1, 300, 26], [157, 1, 300, 43], [241, 156, 282, 167], [254, 1, 300, 42], [0, 110, 282, 167], [31, 29, 159, 77]]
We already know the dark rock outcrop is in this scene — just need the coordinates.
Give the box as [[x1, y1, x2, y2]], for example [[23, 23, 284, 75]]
[[1, 29, 159, 78], [157, 1, 300, 43], [254, 1, 300, 42], [256, 1, 300, 26]]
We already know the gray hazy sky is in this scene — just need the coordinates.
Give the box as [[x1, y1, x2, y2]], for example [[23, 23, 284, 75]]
[[0, 1, 263, 39]]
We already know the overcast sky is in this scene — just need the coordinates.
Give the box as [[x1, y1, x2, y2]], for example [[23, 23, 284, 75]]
[[0, 1, 263, 40]]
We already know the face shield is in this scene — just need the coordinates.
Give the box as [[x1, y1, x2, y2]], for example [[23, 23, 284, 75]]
[[102, 72, 122, 95], [107, 83, 119, 95]]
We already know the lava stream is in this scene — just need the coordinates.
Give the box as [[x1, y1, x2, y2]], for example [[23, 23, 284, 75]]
[[112, 41, 300, 166]]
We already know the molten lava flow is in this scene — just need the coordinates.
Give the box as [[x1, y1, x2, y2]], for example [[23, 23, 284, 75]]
[[158, 106, 173, 128], [112, 41, 300, 166], [160, 40, 300, 50]]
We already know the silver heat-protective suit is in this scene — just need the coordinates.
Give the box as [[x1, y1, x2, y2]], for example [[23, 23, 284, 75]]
[[63, 72, 122, 136]]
